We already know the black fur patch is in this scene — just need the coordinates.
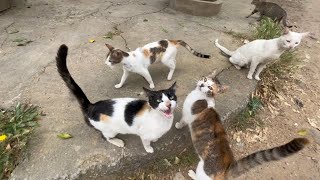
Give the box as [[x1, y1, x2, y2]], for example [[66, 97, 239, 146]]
[[88, 100, 116, 121], [124, 100, 147, 126], [159, 40, 168, 48]]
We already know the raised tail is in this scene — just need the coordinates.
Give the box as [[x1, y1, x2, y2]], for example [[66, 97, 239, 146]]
[[56, 44, 92, 114], [229, 138, 309, 178], [176, 40, 211, 59], [214, 39, 235, 58]]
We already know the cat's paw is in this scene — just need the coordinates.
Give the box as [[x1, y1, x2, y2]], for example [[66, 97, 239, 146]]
[[149, 84, 155, 89], [108, 138, 125, 147], [151, 138, 159, 143], [175, 122, 184, 129], [188, 170, 196, 180], [234, 65, 241, 70], [115, 84, 123, 88], [247, 75, 253, 80], [144, 146, 154, 153], [254, 76, 261, 81]]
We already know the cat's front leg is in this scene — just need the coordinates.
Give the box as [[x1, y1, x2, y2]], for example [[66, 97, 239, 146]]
[[140, 69, 155, 89], [188, 170, 196, 180], [247, 59, 260, 80], [141, 138, 154, 153], [175, 117, 187, 129], [254, 64, 267, 81], [115, 68, 129, 88]]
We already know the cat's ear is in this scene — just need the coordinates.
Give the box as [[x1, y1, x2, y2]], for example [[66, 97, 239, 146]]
[[218, 85, 229, 94], [300, 32, 310, 38], [207, 69, 217, 79], [105, 44, 114, 51], [282, 27, 290, 35], [143, 87, 153, 97], [169, 81, 177, 91]]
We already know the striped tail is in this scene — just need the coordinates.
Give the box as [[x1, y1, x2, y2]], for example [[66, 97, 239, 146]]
[[229, 138, 309, 178], [215, 39, 235, 57], [56, 45, 92, 114], [176, 40, 211, 59], [282, 14, 294, 28]]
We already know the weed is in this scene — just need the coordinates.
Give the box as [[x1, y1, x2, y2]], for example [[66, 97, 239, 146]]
[[253, 17, 282, 39], [161, 27, 168, 33], [229, 96, 264, 131], [226, 30, 253, 41], [0, 103, 39, 179]]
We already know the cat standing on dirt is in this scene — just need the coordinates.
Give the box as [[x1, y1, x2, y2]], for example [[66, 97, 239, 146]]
[[246, 0, 293, 28], [105, 40, 210, 89], [215, 28, 309, 80], [56, 44, 177, 153], [187, 107, 309, 180], [175, 73, 228, 130]]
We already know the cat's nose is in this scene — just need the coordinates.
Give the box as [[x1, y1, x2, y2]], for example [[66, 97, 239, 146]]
[[166, 102, 171, 108]]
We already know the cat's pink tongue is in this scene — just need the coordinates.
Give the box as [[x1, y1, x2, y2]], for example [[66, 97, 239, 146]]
[[164, 110, 173, 118]]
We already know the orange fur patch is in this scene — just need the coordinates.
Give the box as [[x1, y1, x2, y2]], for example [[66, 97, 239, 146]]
[[99, 114, 109, 121], [169, 40, 179, 45], [143, 49, 150, 58], [136, 103, 151, 116]]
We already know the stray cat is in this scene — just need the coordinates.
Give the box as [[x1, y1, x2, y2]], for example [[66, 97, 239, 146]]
[[246, 0, 293, 28], [56, 44, 177, 153], [105, 39, 210, 89], [215, 27, 309, 80], [187, 107, 309, 180], [175, 74, 228, 130]]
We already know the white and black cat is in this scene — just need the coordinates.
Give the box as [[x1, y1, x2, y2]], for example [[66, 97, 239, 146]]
[[56, 45, 177, 153], [105, 39, 210, 89], [215, 27, 309, 80]]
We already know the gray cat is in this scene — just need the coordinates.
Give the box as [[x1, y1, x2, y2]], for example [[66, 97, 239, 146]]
[[246, 0, 293, 28]]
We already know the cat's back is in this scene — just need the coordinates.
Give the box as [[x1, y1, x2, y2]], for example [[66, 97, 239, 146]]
[[258, 2, 286, 17]]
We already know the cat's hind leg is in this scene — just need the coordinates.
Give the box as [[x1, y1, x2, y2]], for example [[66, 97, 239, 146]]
[[139, 69, 155, 89], [102, 132, 125, 147], [140, 138, 154, 153], [115, 67, 129, 88], [162, 56, 176, 80]]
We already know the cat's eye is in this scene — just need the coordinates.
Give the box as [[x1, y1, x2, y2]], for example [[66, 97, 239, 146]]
[[169, 96, 175, 100], [286, 40, 291, 43], [200, 84, 204, 88], [157, 99, 163, 103], [295, 42, 298, 44], [208, 86, 213, 90]]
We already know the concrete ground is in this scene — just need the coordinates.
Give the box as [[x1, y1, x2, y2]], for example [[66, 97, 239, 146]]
[[0, 0, 258, 179]]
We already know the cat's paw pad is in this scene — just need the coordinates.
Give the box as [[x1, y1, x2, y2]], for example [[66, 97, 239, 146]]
[[254, 76, 261, 81], [144, 146, 154, 153], [188, 170, 196, 180], [149, 84, 155, 89], [175, 122, 184, 129], [108, 138, 125, 147], [115, 84, 123, 88], [247, 75, 253, 80]]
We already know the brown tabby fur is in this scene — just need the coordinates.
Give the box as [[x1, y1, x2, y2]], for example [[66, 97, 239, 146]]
[[191, 108, 309, 179]]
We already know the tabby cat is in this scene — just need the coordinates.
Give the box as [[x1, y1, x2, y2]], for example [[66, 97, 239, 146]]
[[246, 0, 293, 28], [105, 39, 210, 89], [56, 44, 177, 153]]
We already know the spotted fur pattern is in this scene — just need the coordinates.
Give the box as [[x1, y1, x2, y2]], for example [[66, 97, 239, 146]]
[[105, 39, 210, 89], [56, 44, 177, 153]]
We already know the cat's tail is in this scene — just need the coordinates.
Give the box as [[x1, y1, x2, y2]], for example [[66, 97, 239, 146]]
[[175, 40, 211, 59], [228, 138, 309, 178], [215, 39, 234, 57], [56, 44, 92, 114]]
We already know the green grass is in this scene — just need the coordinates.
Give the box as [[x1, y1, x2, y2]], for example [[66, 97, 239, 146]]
[[0, 103, 40, 179], [253, 17, 282, 39], [229, 96, 264, 131]]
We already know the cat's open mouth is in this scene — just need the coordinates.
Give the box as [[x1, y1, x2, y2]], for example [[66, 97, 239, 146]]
[[161, 109, 173, 118]]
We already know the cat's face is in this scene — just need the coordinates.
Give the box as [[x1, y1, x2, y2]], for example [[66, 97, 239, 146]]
[[280, 29, 309, 49], [143, 82, 177, 118], [197, 77, 228, 97], [105, 44, 129, 68]]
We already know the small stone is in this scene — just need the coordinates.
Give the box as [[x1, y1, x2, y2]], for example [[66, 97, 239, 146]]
[[294, 123, 298, 126], [236, 136, 241, 143], [173, 172, 185, 180]]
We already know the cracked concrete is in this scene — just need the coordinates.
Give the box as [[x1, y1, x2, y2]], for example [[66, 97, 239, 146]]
[[0, 0, 258, 179]]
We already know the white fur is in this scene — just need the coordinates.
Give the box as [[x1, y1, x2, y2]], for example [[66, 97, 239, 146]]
[[90, 95, 176, 153], [188, 158, 212, 180], [215, 30, 308, 80], [106, 40, 178, 89], [175, 79, 215, 129]]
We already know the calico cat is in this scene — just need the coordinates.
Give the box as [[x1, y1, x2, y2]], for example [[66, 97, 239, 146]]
[[56, 44, 177, 153], [246, 0, 293, 28], [215, 27, 309, 80], [175, 74, 228, 130], [105, 39, 210, 89], [187, 107, 309, 180]]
